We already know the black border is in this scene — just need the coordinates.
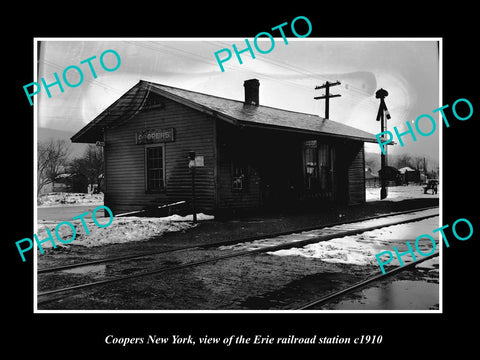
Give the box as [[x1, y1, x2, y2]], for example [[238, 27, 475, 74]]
[[7, 6, 478, 356]]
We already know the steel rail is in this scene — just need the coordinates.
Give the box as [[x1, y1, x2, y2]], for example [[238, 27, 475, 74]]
[[37, 210, 439, 302], [295, 252, 439, 310], [37, 205, 439, 274]]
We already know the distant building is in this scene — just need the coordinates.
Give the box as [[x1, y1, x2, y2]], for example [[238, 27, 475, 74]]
[[378, 166, 401, 186], [38, 173, 71, 194], [398, 166, 421, 185], [71, 79, 378, 216], [39, 176, 71, 194], [365, 167, 379, 187]]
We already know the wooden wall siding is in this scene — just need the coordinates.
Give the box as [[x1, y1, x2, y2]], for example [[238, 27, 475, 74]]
[[104, 96, 216, 215], [215, 123, 305, 211], [331, 142, 349, 206], [102, 93, 367, 214], [347, 142, 366, 205], [215, 123, 262, 211]]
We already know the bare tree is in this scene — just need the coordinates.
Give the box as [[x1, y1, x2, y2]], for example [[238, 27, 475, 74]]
[[69, 145, 104, 192], [395, 153, 413, 169], [37, 139, 70, 195], [412, 156, 427, 172]]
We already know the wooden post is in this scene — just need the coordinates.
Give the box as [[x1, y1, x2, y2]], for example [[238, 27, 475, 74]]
[[314, 81, 341, 119], [188, 151, 197, 223], [191, 167, 197, 223]]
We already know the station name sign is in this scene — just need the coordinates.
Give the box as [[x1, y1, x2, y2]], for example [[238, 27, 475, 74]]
[[135, 128, 175, 144]]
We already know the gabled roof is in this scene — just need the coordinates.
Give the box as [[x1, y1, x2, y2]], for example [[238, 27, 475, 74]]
[[398, 166, 417, 174], [71, 80, 378, 144]]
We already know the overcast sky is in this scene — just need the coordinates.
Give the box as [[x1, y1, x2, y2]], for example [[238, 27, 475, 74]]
[[36, 39, 440, 161]]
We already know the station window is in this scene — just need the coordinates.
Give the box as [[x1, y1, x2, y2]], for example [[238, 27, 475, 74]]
[[318, 143, 334, 194], [303, 140, 319, 190], [303, 140, 334, 194], [145, 145, 165, 192], [232, 162, 247, 191]]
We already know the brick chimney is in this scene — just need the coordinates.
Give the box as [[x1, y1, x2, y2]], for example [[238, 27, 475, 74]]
[[244, 79, 260, 106]]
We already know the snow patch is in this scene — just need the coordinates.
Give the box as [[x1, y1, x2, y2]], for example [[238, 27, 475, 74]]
[[38, 192, 104, 207], [366, 185, 439, 202], [160, 213, 214, 222], [269, 217, 440, 267], [35, 212, 213, 248], [270, 236, 379, 266]]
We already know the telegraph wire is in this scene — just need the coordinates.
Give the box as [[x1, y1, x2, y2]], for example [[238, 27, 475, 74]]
[[129, 40, 317, 100], [125, 39, 376, 111], [206, 39, 381, 115], [134, 40, 383, 117], [38, 59, 126, 96], [207, 40, 376, 99], [37, 41, 389, 120]]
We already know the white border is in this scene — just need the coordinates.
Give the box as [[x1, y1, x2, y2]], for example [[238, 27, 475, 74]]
[[33, 37, 443, 314]]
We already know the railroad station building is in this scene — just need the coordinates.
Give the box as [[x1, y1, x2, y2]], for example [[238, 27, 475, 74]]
[[71, 79, 378, 216]]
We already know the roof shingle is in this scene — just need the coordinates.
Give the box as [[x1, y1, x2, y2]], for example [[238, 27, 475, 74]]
[[71, 80, 378, 144]]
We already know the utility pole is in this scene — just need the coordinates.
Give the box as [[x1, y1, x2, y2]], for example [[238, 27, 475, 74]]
[[375, 88, 391, 200], [314, 80, 341, 119]]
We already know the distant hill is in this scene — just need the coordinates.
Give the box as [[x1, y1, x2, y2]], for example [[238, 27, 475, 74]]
[[37, 127, 88, 159], [365, 152, 381, 173]]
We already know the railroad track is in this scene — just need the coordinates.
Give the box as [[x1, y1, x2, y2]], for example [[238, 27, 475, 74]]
[[294, 252, 439, 310], [37, 206, 439, 306], [38, 206, 438, 274]]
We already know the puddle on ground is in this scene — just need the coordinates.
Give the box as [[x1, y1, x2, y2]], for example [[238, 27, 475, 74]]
[[239, 271, 364, 310], [62, 264, 106, 275], [325, 280, 439, 310]]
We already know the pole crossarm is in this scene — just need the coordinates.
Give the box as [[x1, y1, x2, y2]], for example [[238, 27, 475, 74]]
[[314, 94, 341, 100], [315, 80, 341, 90], [314, 80, 341, 119]]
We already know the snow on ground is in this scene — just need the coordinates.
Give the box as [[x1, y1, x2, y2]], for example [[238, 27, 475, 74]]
[[41, 185, 437, 207], [160, 213, 214, 222], [36, 192, 215, 248], [38, 192, 104, 207], [366, 185, 439, 202], [269, 235, 382, 266], [36, 213, 213, 248], [269, 216, 440, 268], [35, 185, 436, 251]]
